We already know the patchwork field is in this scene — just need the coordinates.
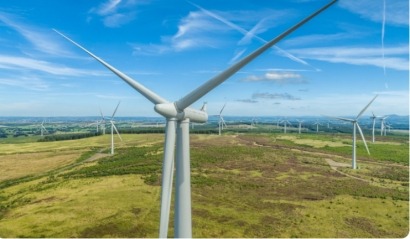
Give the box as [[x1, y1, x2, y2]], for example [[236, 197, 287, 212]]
[[0, 133, 408, 237]]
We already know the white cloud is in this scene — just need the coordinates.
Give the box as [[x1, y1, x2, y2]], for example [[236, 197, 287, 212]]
[[242, 71, 307, 84], [88, 0, 146, 28], [0, 12, 69, 56], [0, 76, 48, 91], [0, 55, 107, 76], [94, 0, 122, 15], [339, 0, 408, 26], [289, 46, 409, 71], [252, 92, 301, 101]]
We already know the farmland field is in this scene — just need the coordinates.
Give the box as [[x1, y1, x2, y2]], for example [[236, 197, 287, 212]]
[[0, 133, 408, 238]]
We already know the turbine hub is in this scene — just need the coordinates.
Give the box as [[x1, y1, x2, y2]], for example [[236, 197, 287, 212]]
[[154, 103, 208, 123]]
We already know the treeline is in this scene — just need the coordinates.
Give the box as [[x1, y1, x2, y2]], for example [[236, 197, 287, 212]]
[[118, 128, 220, 135], [38, 132, 102, 142]]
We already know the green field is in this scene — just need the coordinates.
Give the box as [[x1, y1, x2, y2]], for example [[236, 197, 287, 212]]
[[0, 132, 408, 237]]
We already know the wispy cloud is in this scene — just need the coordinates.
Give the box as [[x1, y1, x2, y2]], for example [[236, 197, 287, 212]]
[[0, 12, 69, 56], [252, 92, 301, 101], [339, 0, 408, 26], [0, 55, 107, 76], [88, 0, 148, 27], [288, 45, 409, 71], [0, 76, 48, 91], [188, 1, 318, 70], [283, 33, 360, 47], [235, 99, 258, 104], [241, 71, 308, 84]]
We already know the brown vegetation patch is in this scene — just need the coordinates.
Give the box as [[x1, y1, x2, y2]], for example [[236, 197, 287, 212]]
[[345, 216, 386, 237]]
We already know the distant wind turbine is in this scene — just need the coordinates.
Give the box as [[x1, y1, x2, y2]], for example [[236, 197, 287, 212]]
[[297, 120, 304, 134], [313, 120, 321, 133], [40, 120, 48, 136], [54, 1, 336, 237], [370, 112, 381, 142], [325, 95, 378, 170], [281, 119, 291, 134], [99, 108, 106, 135], [110, 101, 123, 155], [218, 103, 227, 136], [380, 115, 389, 136]]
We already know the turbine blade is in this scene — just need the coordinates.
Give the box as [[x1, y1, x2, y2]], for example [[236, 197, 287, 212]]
[[159, 119, 177, 238], [111, 101, 121, 119], [100, 107, 105, 119], [175, 0, 337, 110], [113, 124, 123, 141], [219, 103, 227, 115], [54, 29, 168, 105], [356, 123, 370, 155], [356, 95, 378, 119], [323, 115, 354, 123]]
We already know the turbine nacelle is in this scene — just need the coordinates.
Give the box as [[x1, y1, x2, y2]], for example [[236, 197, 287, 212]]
[[154, 103, 208, 123]]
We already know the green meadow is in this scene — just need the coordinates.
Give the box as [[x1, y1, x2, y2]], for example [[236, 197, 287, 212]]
[[0, 132, 408, 237]]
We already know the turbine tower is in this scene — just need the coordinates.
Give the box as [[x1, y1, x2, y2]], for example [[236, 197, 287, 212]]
[[380, 115, 389, 136], [326, 95, 378, 170], [313, 120, 321, 133], [297, 120, 304, 134], [54, 1, 336, 237], [99, 108, 106, 135], [40, 120, 47, 136], [282, 119, 291, 134], [218, 103, 227, 136], [110, 101, 123, 155], [370, 112, 381, 142]]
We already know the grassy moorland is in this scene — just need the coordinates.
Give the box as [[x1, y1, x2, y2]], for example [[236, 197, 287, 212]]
[[0, 132, 408, 238]]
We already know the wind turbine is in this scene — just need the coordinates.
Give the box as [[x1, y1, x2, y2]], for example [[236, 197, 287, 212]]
[[282, 119, 291, 134], [40, 120, 48, 136], [380, 115, 389, 136], [370, 112, 381, 142], [54, 1, 336, 237], [297, 120, 304, 134], [313, 120, 321, 133], [99, 108, 106, 135], [325, 95, 378, 170], [218, 103, 227, 136], [110, 101, 123, 155]]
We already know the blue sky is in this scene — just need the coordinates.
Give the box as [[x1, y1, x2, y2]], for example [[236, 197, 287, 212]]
[[0, 0, 408, 117]]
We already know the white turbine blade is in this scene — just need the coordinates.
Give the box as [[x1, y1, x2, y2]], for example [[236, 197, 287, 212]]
[[54, 29, 168, 105], [100, 107, 105, 120], [111, 101, 121, 119], [219, 103, 227, 115], [323, 115, 354, 123], [159, 119, 177, 238], [200, 102, 207, 112], [356, 95, 378, 119], [175, 0, 337, 110], [356, 123, 370, 155], [113, 123, 123, 141], [221, 116, 227, 128]]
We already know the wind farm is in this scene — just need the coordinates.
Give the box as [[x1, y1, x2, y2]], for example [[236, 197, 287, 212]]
[[0, 0, 408, 238]]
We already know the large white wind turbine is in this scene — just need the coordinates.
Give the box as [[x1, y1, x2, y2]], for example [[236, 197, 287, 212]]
[[218, 103, 227, 136], [326, 95, 378, 170], [110, 101, 123, 155], [54, 1, 336, 237]]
